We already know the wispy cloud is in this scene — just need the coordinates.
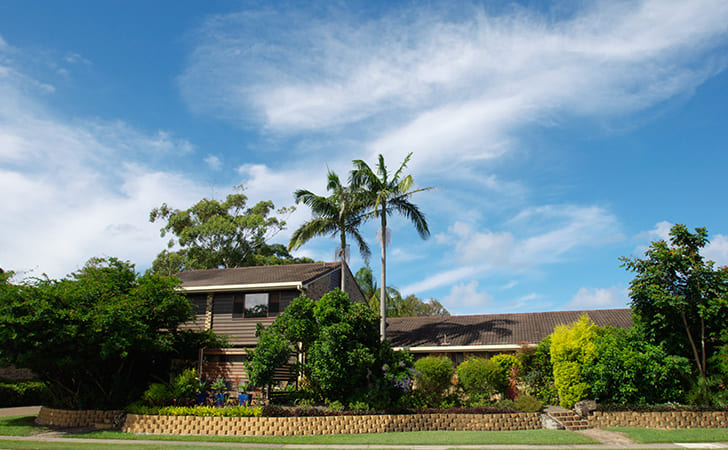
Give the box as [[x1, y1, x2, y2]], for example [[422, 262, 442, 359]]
[[0, 40, 206, 278], [404, 204, 620, 293], [180, 0, 728, 174], [564, 286, 628, 310]]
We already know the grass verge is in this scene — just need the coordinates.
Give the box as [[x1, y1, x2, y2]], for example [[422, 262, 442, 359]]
[[608, 427, 728, 443], [73, 429, 597, 445], [0, 415, 50, 436]]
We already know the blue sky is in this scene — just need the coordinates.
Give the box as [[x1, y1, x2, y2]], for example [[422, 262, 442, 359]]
[[1, 0, 727, 315]]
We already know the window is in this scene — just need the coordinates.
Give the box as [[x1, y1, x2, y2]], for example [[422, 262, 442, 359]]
[[232, 293, 270, 319]]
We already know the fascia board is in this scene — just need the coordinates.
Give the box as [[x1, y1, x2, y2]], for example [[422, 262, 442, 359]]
[[179, 282, 303, 293], [391, 344, 537, 353]]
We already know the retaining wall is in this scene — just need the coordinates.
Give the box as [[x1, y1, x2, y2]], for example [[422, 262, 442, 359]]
[[36, 407, 124, 428], [122, 412, 541, 436], [589, 411, 728, 429]]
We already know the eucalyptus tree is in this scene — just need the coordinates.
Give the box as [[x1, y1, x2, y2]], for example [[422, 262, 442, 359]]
[[289, 170, 371, 290], [351, 153, 434, 339]]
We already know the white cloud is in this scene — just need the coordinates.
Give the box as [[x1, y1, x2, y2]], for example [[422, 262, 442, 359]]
[[204, 155, 222, 170], [565, 286, 628, 310], [0, 41, 206, 278], [443, 280, 493, 308], [405, 204, 620, 294], [705, 234, 728, 266], [180, 0, 728, 174]]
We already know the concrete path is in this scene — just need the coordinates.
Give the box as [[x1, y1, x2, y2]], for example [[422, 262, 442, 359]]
[[0, 405, 40, 417]]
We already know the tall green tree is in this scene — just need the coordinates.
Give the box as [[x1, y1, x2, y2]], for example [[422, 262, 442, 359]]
[[621, 224, 728, 378], [150, 186, 307, 274], [0, 257, 221, 409], [351, 153, 434, 339], [289, 171, 370, 290]]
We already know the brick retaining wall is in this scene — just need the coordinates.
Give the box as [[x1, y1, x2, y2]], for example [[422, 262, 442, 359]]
[[36, 407, 124, 428], [122, 412, 541, 436], [589, 411, 728, 429]]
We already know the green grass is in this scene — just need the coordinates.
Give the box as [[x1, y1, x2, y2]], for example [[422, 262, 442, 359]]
[[608, 426, 728, 443], [72, 428, 597, 445], [0, 415, 50, 436]]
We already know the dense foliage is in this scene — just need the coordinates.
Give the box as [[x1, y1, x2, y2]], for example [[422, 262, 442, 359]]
[[456, 358, 507, 402], [517, 340, 558, 404], [583, 327, 691, 404], [0, 257, 221, 409], [149, 187, 311, 275], [621, 224, 728, 379], [550, 314, 599, 408], [0, 380, 50, 407], [413, 356, 454, 407], [246, 289, 415, 409]]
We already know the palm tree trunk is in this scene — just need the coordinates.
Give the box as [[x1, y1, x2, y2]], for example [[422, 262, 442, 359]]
[[380, 211, 387, 341], [340, 232, 346, 292]]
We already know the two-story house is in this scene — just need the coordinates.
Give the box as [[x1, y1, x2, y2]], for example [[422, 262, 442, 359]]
[[177, 262, 365, 384]]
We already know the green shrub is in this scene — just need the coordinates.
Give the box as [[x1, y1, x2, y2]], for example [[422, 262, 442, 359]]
[[512, 394, 543, 412], [127, 403, 262, 417], [0, 380, 50, 407], [348, 401, 371, 413], [490, 354, 522, 373], [325, 399, 344, 412], [171, 368, 199, 401], [413, 356, 454, 407], [550, 314, 598, 408], [141, 382, 172, 406], [456, 358, 507, 403], [583, 328, 691, 405], [518, 339, 558, 404]]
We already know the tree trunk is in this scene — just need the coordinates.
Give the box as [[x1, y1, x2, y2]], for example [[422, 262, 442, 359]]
[[681, 309, 704, 377], [380, 212, 387, 341]]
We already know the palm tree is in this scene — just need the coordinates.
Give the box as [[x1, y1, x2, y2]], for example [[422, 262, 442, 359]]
[[351, 152, 434, 340], [289, 170, 370, 290]]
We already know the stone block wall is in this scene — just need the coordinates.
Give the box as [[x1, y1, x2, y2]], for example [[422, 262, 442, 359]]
[[122, 412, 541, 436], [589, 411, 728, 429], [36, 407, 124, 428]]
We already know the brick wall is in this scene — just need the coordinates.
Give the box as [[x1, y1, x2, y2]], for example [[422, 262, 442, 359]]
[[37, 407, 124, 428], [589, 411, 728, 429], [122, 412, 540, 436]]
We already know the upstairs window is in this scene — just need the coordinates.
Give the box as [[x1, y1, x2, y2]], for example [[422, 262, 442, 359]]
[[232, 293, 276, 319]]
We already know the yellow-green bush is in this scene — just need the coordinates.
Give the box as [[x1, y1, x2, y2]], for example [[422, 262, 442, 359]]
[[550, 314, 598, 408]]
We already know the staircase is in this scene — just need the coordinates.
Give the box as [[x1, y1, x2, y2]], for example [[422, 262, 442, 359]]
[[543, 406, 591, 431]]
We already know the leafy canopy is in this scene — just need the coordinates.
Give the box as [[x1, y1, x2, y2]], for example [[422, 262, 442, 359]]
[[150, 186, 310, 274], [246, 289, 415, 408], [621, 224, 728, 378], [0, 257, 221, 409]]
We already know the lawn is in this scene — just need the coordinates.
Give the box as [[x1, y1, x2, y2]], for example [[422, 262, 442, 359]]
[[0, 415, 50, 436], [74, 428, 598, 445], [608, 426, 728, 443]]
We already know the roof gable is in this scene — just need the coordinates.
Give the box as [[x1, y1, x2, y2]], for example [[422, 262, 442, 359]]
[[176, 262, 340, 290]]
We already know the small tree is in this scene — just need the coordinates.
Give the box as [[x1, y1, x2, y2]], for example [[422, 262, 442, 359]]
[[550, 314, 599, 408], [0, 257, 218, 409], [413, 356, 454, 407], [621, 224, 728, 379]]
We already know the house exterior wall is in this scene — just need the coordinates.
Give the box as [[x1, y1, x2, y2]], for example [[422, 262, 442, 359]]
[[179, 264, 365, 383]]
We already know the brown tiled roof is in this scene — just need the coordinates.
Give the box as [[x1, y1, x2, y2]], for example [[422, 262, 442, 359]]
[[386, 308, 633, 348], [176, 262, 340, 288]]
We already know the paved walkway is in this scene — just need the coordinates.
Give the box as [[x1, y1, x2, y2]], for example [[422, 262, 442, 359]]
[[0, 405, 40, 417]]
